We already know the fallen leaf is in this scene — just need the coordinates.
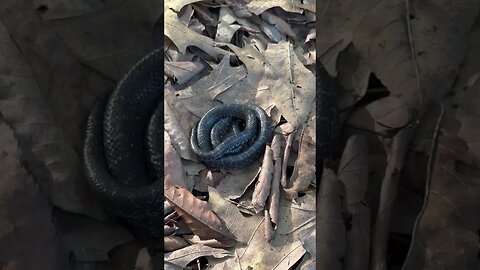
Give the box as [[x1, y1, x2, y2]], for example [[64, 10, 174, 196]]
[[176, 55, 247, 117], [316, 168, 346, 270], [164, 244, 232, 269], [402, 132, 480, 270], [371, 124, 419, 270], [164, 132, 188, 189], [164, 186, 237, 246], [0, 19, 103, 219], [0, 121, 62, 269], [257, 41, 315, 131], [252, 146, 274, 212]]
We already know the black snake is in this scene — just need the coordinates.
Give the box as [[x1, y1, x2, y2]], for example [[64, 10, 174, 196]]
[[83, 49, 337, 237]]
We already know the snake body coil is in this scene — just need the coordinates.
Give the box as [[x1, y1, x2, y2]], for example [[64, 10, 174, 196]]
[[190, 104, 272, 169], [83, 49, 164, 236], [83, 48, 337, 238]]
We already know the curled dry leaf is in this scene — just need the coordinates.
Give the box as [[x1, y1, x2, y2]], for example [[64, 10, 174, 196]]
[[165, 244, 232, 269], [164, 186, 237, 246], [252, 146, 274, 212], [264, 210, 274, 242], [316, 168, 346, 270], [164, 132, 187, 189], [267, 134, 283, 227], [281, 131, 295, 187], [337, 135, 369, 207], [371, 124, 418, 270], [284, 128, 316, 200], [337, 135, 371, 270]]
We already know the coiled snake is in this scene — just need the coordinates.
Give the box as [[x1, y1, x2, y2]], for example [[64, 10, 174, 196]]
[[83, 49, 275, 236]]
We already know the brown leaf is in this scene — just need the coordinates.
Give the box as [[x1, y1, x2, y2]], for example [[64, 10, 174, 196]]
[[176, 55, 247, 117], [337, 135, 369, 206], [337, 135, 371, 270], [284, 127, 316, 200], [267, 134, 283, 227], [0, 19, 103, 218], [164, 236, 189, 252], [402, 133, 480, 270], [164, 244, 232, 269], [164, 61, 205, 85], [256, 41, 315, 131], [352, 1, 478, 111], [348, 96, 412, 134], [164, 186, 237, 246], [264, 210, 274, 242], [252, 146, 274, 212], [281, 131, 295, 187], [371, 124, 418, 270], [134, 248, 153, 270], [164, 132, 187, 189], [316, 168, 346, 270], [0, 121, 62, 269]]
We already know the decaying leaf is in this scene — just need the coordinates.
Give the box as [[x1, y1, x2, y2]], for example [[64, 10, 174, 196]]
[[316, 168, 346, 270], [176, 55, 247, 117], [165, 244, 232, 269], [0, 20, 102, 219], [257, 41, 315, 132], [284, 123, 316, 200], [371, 125, 418, 270], [252, 146, 274, 212], [164, 186, 237, 246], [402, 131, 480, 270], [164, 132, 188, 189], [337, 135, 371, 270], [0, 121, 61, 269]]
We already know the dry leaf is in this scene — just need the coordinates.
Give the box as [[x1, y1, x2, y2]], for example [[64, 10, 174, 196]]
[[267, 134, 283, 227], [164, 186, 237, 246], [164, 132, 188, 189], [257, 41, 315, 131], [316, 168, 346, 270], [176, 55, 247, 117], [0, 20, 102, 218], [284, 125, 316, 200], [0, 121, 61, 269], [371, 125, 418, 270], [164, 61, 205, 85], [402, 132, 480, 270], [281, 131, 295, 187], [252, 146, 274, 212], [165, 244, 232, 269], [165, 7, 231, 60], [337, 135, 371, 270], [134, 248, 153, 270]]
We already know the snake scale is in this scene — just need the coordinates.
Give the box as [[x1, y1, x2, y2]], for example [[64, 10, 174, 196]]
[[83, 49, 337, 237]]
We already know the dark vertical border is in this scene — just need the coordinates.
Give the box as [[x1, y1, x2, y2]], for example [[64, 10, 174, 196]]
[[153, 4, 165, 270], [316, 4, 340, 270]]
